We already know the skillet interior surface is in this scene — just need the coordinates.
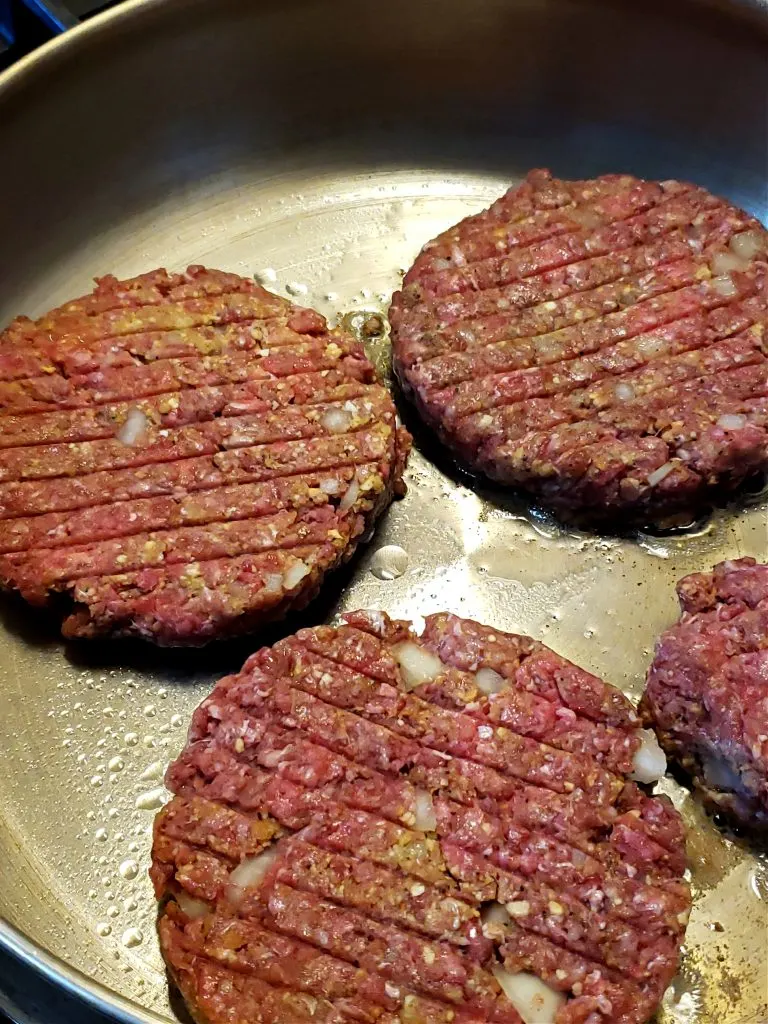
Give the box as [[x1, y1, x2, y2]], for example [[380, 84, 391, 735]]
[[0, 0, 766, 1020]]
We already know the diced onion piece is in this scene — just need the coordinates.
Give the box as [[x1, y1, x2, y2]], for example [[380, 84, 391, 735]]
[[320, 477, 341, 495], [729, 229, 765, 262], [175, 891, 210, 920], [615, 381, 635, 402], [637, 335, 666, 357], [432, 257, 452, 271], [456, 325, 477, 345], [263, 573, 284, 595], [117, 407, 148, 446], [481, 901, 511, 937], [283, 560, 310, 591], [630, 729, 667, 784], [647, 461, 677, 487], [413, 789, 437, 832], [493, 967, 567, 1024], [339, 476, 360, 513], [711, 273, 739, 298], [322, 408, 353, 434], [393, 641, 445, 691], [716, 413, 747, 431], [450, 243, 467, 267], [228, 846, 279, 903], [476, 667, 507, 695], [711, 251, 747, 276], [261, 745, 291, 768]]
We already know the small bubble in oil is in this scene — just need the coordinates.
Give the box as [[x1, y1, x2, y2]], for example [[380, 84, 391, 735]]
[[124, 897, 139, 912], [370, 545, 409, 581], [108, 757, 124, 773], [121, 928, 144, 949], [124, 732, 139, 746], [94, 828, 108, 842], [107, 906, 120, 919], [285, 281, 308, 297], [143, 704, 156, 718], [95, 923, 112, 937], [119, 859, 140, 881]]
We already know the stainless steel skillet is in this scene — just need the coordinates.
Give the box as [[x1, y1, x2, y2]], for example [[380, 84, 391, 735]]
[[0, 0, 766, 1020]]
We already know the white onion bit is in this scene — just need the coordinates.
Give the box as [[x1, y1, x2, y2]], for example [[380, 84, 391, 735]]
[[263, 573, 284, 595], [228, 846, 279, 904], [339, 476, 360, 513], [283, 560, 310, 591], [637, 335, 666, 358], [710, 251, 747, 276], [710, 273, 739, 298], [729, 229, 765, 262], [716, 413, 747, 431], [175, 891, 211, 920], [392, 641, 445, 691], [630, 729, 667, 784], [476, 667, 507, 695], [320, 477, 341, 495], [647, 461, 677, 487], [322, 408, 353, 434], [615, 381, 636, 402], [116, 407, 149, 446], [480, 901, 511, 938], [493, 966, 567, 1024], [413, 789, 437, 832]]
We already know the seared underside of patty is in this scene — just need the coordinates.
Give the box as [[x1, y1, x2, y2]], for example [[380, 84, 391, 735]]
[[641, 557, 768, 833], [390, 168, 768, 521], [0, 267, 409, 644], [152, 611, 690, 1024]]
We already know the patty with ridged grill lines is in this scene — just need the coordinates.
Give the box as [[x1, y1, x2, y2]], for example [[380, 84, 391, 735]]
[[152, 611, 690, 1024], [0, 266, 409, 644], [390, 169, 768, 521]]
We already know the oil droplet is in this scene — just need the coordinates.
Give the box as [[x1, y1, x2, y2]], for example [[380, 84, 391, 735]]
[[95, 923, 112, 937], [94, 828, 108, 842], [108, 757, 124, 773], [124, 732, 139, 746], [285, 281, 308, 297], [90, 775, 103, 787], [170, 714, 183, 727], [107, 906, 120, 919], [254, 268, 277, 285], [135, 787, 167, 811], [143, 704, 156, 718], [121, 928, 143, 949], [370, 545, 409, 581], [124, 897, 139, 912], [119, 859, 139, 881]]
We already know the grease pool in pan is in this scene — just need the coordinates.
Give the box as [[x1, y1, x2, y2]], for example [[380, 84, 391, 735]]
[[0, 178, 766, 1024]]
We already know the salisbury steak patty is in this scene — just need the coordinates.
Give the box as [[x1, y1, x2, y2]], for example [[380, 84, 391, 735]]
[[641, 557, 768, 833], [390, 169, 768, 521], [0, 267, 409, 644], [152, 611, 689, 1024]]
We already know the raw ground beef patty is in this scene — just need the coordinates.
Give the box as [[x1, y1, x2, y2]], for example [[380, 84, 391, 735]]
[[152, 611, 690, 1024], [641, 557, 768, 833], [0, 267, 409, 644], [389, 168, 768, 521]]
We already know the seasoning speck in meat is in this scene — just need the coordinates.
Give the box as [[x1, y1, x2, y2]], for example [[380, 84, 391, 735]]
[[389, 168, 768, 522], [0, 266, 410, 644], [152, 611, 690, 1024], [641, 557, 768, 834]]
